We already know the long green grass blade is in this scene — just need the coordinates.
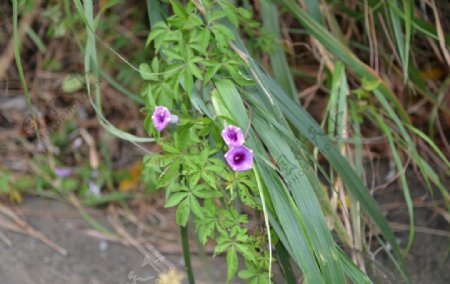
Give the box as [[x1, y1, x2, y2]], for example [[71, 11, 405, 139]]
[[260, 0, 297, 100], [12, 0, 34, 119], [146, 0, 164, 27], [212, 79, 327, 283], [234, 48, 407, 278], [372, 111, 414, 255], [72, 0, 155, 148], [303, 0, 325, 25]]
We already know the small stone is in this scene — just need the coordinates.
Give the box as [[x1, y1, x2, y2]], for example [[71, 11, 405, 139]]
[[99, 240, 108, 252]]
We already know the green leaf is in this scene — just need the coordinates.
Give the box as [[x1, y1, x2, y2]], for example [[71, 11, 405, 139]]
[[238, 183, 261, 209], [176, 198, 190, 226], [163, 49, 184, 61], [204, 63, 221, 84], [146, 21, 169, 46], [260, 0, 297, 100], [193, 187, 222, 198], [238, 269, 254, 279], [227, 247, 238, 281], [186, 171, 202, 188], [214, 239, 232, 255], [62, 74, 84, 93], [189, 195, 204, 219], [208, 10, 226, 23], [159, 142, 179, 154], [157, 161, 180, 188], [169, 0, 188, 19], [147, 154, 177, 168], [218, 1, 239, 27], [185, 13, 204, 29], [201, 171, 217, 189], [182, 69, 194, 96], [198, 29, 211, 53], [188, 62, 203, 79], [165, 191, 188, 207], [139, 63, 158, 81]]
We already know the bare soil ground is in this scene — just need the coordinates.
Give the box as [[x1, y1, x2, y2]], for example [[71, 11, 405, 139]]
[[0, 166, 448, 284], [370, 165, 449, 284], [0, 197, 232, 284]]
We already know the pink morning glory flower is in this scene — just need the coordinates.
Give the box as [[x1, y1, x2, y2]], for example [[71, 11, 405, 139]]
[[224, 146, 254, 172], [152, 106, 178, 131], [221, 125, 245, 147]]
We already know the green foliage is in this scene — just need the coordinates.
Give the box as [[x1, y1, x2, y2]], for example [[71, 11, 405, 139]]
[[60, 0, 449, 282], [143, 111, 270, 281], [140, 1, 273, 281]]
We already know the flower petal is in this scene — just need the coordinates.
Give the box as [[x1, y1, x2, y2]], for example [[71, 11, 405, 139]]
[[221, 125, 245, 147], [224, 146, 254, 172], [152, 106, 171, 131]]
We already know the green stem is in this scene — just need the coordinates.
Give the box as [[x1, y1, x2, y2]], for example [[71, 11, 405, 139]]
[[180, 224, 195, 284], [12, 0, 34, 119]]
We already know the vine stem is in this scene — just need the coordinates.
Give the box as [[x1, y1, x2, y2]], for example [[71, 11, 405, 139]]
[[180, 224, 196, 284]]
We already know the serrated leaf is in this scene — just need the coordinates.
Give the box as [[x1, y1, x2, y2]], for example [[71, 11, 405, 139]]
[[157, 161, 180, 188], [146, 22, 169, 46], [189, 195, 204, 219], [227, 247, 238, 281], [219, 2, 238, 27], [208, 10, 227, 23], [198, 221, 215, 244], [149, 154, 177, 168], [211, 24, 235, 41], [198, 29, 211, 53], [238, 269, 254, 279], [237, 7, 252, 19], [214, 241, 231, 255], [185, 13, 203, 29], [163, 49, 184, 61], [170, 0, 188, 18], [183, 69, 194, 95], [188, 62, 203, 80], [139, 63, 158, 81], [187, 171, 202, 188], [238, 184, 261, 209], [151, 57, 159, 73], [204, 64, 221, 84], [159, 142, 179, 154], [193, 188, 222, 199], [201, 172, 217, 189], [165, 192, 188, 207]]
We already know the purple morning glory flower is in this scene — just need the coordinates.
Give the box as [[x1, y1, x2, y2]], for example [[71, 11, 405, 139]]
[[222, 125, 245, 147], [224, 146, 254, 172], [88, 181, 101, 197], [54, 167, 73, 177], [152, 106, 179, 131]]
